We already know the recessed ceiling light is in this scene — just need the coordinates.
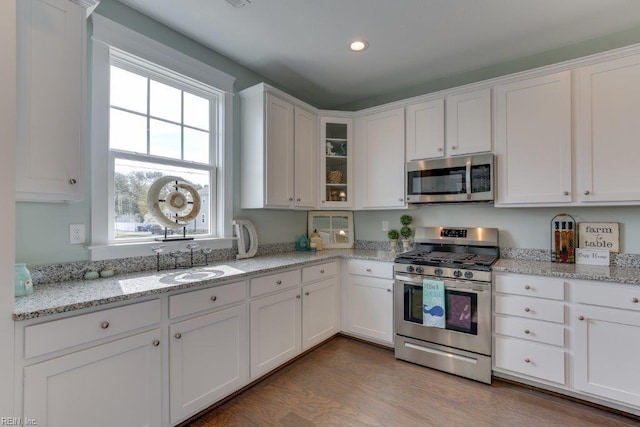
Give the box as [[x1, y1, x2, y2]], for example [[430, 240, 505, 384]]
[[349, 40, 369, 52]]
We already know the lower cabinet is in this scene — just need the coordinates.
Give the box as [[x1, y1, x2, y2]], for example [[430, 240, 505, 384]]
[[302, 278, 339, 350], [572, 280, 640, 408], [250, 287, 302, 379], [345, 260, 394, 345], [169, 304, 248, 425], [24, 329, 162, 427]]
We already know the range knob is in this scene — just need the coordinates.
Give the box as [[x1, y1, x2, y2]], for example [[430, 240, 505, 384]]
[[464, 271, 474, 279], [453, 270, 463, 278], [406, 265, 415, 273], [434, 268, 443, 276], [416, 266, 424, 274]]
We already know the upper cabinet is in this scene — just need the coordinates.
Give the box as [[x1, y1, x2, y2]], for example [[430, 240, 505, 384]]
[[494, 71, 572, 205], [405, 88, 491, 161], [575, 53, 640, 204], [240, 85, 318, 209], [16, 0, 97, 202], [355, 108, 406, 209], [320, 116, 353, 209]]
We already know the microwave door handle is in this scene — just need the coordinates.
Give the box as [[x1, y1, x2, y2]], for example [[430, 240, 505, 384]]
[[466, 158, 472, 200]]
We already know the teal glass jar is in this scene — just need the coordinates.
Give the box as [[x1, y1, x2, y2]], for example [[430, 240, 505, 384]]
[[15, 263, 33, 297]]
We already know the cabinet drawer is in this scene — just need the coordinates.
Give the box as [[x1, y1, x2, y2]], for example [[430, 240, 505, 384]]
[[494, 336, 565, 384], [495, 273, 565, 300], [347, 260, 393, 279], [494, 315, 565, 347], [250, 269, 301, 297], [573, 281, 640, 312], [169, 281, 247, 319], [24, 299, 161, 359], [494, 295, 565, 323], [302, 261, 338, 283]]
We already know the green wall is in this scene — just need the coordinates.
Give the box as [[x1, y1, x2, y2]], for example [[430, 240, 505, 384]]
[[15, 1, 640, 264]]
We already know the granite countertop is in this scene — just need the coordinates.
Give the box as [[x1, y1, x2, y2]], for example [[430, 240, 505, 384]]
[[493, 259, 640, 285], [14, 249, 396, 321]]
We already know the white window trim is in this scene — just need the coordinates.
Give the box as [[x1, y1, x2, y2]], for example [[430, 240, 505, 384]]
[[89, 15, 235, 261]]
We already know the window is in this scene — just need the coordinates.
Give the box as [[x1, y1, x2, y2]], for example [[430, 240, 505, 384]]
[[90, 15, 235, 260]]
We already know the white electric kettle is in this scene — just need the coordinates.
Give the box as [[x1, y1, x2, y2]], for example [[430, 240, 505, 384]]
[[233, 219, 258, 259]]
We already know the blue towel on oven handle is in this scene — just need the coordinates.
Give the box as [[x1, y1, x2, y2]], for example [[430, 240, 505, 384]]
[[423, 278, 445, 328]]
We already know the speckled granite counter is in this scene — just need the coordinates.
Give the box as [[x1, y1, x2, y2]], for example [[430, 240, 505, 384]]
[[493, 259, 640, 285], [14, 249, 396, 321]]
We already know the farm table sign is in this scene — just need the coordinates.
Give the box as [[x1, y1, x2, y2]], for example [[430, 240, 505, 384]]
[[578, 222, 619, 252]]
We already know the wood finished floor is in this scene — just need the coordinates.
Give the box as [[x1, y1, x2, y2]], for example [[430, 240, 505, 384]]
[[187, 336, 640, 427]]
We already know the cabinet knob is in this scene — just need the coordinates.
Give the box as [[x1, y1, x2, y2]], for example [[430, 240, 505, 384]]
[[524, 358, 531, 363], [320, 269, 325, 274], [175, 333, 182, 339], [399, 197, 403, 202], [210, 295, 217, 302], [578, 316, 585, 321], [524, 329, 530, 334], [632, 297, 639, 303], [152, 340, 160, 347], [366, 268, 372, 273], [437, 147, 443, 152], [322, 200, 326, 203], [276, 280, 282, 285], [584, 190, 591, 195], [69, 178, 77, 185], [524, 285, 531, 290], [524, 307, 531, 313], [563, 191, 569, 196], [387, 289, 392, 293], [100, 321, 110, 329], [296, 198, 301, 202], [289, 197, 294, 201], [305, 291, 310, 296], [451, 146, 457, 150], [296, 294, 301, 299]]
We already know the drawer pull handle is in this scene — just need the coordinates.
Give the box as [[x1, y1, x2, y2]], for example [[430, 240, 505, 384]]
[[152, 340, 160, 347], [320, 269, 325, 274], [524, 358, 531, 363], [578, 316, 585, 321], [563, 191, 569, 196], [296, 294, 301, 299], [524, 329, 530, 334], [632, 297, 639, 303], [524, 307, 531, 313], [305, 291, 310, 296], [101, 321, 110, 329], [211, 295, 217, 302], [175, 333, 182, 339], [276, 280, 282, 285], [584, 190, 591, 196], [387, 289, 392, 293], [366, 268, 372, 273], [69, 178, 77, 185], [524, 285, 531, 290]]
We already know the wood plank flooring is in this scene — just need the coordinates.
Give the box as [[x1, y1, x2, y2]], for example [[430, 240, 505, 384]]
[[187, 336, 639, 426]]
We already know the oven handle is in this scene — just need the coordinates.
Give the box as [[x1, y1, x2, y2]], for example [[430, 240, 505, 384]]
[[466, 157, 472, 200], [395, 275, 487, 293]]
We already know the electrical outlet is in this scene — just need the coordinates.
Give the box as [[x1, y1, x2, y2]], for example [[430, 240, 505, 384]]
[[382, 221, 389, 232], [70, 224, 85, 245]]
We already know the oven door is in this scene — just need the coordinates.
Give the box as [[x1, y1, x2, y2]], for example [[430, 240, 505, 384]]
[[394, 273, 491, 356]]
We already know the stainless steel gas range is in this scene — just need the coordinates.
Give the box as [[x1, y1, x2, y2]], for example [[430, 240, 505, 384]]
[[393, 226, 499, 384]]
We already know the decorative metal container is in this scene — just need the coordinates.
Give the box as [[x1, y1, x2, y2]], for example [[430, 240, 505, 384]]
[[551, 213, 576, 263]]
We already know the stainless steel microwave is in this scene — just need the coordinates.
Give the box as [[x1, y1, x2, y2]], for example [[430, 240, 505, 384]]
[[406, 153, 494, 204]]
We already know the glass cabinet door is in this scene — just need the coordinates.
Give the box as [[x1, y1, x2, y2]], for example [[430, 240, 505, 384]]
[[320, 117, 353, 208]]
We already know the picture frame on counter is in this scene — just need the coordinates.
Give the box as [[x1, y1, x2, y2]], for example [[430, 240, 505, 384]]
[[575, 248, 610, 266]]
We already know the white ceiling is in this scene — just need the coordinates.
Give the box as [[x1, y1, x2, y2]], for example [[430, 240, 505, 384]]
[[118, 0, 640, 109]]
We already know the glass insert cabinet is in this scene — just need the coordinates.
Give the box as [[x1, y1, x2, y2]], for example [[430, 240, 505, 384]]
[[320, 117, 353, 208]]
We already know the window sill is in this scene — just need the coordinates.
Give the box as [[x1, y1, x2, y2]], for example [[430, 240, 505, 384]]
[[87, 237, 234, 261]]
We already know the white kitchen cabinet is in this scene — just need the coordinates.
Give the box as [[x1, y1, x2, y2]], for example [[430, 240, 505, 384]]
[[250, 287, 302, 379], [320, 116, 353, 208], [16, 0, 96, 202], [573, 280, 640, 408], [445, 88, 492, 157], [302, 262, 340, 350], [575, 54, 640, 204], [24, 329, 161, 427], [240, 84, 318, 209], [355, 107, 405, 209], [169, 304, 248, 425], [493, 273, 567, 386], [494, 71, 572, 205], [345, 260, 394, 345], [405, 99, 444, 160], [405, 88, 490, 161]]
